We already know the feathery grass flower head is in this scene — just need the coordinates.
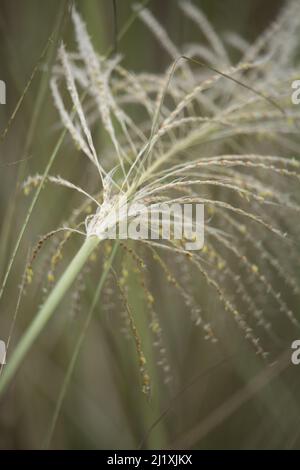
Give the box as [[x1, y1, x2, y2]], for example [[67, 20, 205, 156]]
[[46, 1, 300, 354], [3, 0, 300, 404]]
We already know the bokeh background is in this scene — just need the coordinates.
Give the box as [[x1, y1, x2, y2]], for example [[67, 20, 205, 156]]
[[1, 0, 300, 450]]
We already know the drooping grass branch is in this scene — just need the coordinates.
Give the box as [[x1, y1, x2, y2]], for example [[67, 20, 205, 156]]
[[43, 241, 119, 448], [0, 236, 102, 396]]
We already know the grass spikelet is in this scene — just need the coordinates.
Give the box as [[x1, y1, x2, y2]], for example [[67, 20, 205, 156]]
[[114, 269, 151, 396], [148, 245, 217, 342], [121, 243, 172, 384]]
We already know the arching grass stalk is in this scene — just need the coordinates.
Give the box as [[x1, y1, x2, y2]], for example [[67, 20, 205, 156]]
[[0, 236, 103, 397], [44, 241, 119, 449]]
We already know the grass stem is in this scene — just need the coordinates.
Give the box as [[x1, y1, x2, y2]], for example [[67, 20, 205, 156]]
[[44, 241, 119, 448], [0, 236, 100, 397]]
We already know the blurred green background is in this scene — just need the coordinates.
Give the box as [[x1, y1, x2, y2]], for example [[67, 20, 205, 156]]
[[1, 0, 300, 450]]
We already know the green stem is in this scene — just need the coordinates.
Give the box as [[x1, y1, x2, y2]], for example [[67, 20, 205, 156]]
[[0, 236, 100, 397], [44, 242, 119, 448]]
